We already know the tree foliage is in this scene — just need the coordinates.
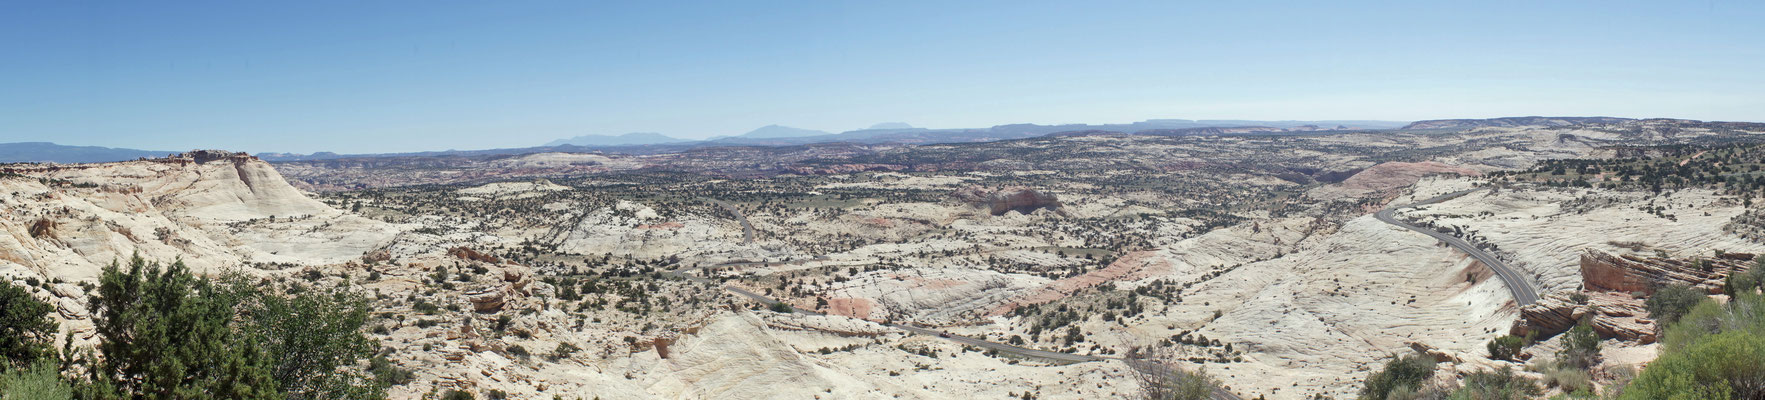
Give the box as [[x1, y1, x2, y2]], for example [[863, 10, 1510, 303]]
[[65, 255, 384, 400], [1625, 294, 1765, 399], [85, 256, 282, 399], [1646, 284, 1708, 326], [226, 272, 381, 400], [0, 279, 57, 368]]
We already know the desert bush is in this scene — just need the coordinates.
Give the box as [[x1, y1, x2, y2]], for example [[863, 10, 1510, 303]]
[[1557, 323, 1601, 370], [1448, 367, 1539, 400], [1621, 331, 1765, 400], [1625, 294, 1765, 399], [1645, 284, 1706, 326], [769, 302, 793, 313], [1360, 350, 1437, 400], [0, 360, 71, 400], [1538, 361, 1593, 394], [368, 355, 414, 387], [1126, 346, 1221, 400], [1486, 335, 1525, 361]]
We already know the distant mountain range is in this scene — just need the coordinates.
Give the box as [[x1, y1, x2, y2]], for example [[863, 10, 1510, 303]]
[[731, 125, 832, 139], [247, 119, 1410, 162], [1402, 116, 1634, 130], [0, 142, 170, 164], [546, 132, 689, 147]]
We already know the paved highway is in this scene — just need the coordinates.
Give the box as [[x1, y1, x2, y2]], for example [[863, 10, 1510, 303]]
[[1374, 188, 1540, 306]]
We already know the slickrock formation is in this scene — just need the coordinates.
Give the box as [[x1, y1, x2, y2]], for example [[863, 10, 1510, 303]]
[[1514, 250, 1751, 342], [1580, 249, 1746, 295], [950, 185, 1061, 216], [1513, 292, 1656, 343], [0, 151, 399, 281], [1307, 161, 1480, 199]]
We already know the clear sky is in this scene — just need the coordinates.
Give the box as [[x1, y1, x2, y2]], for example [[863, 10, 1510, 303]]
[[3, 1, 1762, 153]]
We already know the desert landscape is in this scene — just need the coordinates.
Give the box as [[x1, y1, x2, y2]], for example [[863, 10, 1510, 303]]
[[5, 117, 1764, 399]]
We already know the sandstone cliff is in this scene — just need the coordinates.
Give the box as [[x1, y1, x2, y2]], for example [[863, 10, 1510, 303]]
[[0, 152, 400, 282]]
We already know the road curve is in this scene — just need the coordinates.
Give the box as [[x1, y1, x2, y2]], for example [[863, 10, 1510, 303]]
[[1375, 188, 1540, 306], [701, 198, 754, 244]]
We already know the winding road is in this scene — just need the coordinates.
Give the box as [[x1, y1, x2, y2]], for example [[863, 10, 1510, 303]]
[[1374, 188, 1540, 306]]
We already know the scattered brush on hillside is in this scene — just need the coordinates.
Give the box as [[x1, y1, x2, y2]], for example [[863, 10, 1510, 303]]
[[1126, 345, 1223, 400]]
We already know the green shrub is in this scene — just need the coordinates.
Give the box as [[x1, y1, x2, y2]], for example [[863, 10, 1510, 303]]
[[1448, 367, 1539, 400], [368, 355, 414, 387], [1539, 361, 1593, 394], [1626, 294, 1765, 399], [1646, 284, 1707, 326], [0, 360, 72, 400], [442, 389, 475, 400], [769, 302, 793, 313], [1486, 335, 1525, 361], [1725, 272, 1757, 297], [1621, 331, 1765, 400], [1360, 351, 1437, 400], [1557, 323, 1600, 370]]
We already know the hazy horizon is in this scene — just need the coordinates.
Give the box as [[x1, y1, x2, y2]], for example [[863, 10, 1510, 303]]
[[6, 1, 1762, 153]]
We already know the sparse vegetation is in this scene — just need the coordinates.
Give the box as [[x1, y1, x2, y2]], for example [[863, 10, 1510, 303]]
[[1486, 335, 1525, 361], [1359, 350, 1437, 400]]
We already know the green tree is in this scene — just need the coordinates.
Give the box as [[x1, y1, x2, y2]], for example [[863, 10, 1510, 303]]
[[0, 279, 57, 368], [1359, 351, 1437, 400], [225, 273, 382, 400], [86, 256, 281, 400]]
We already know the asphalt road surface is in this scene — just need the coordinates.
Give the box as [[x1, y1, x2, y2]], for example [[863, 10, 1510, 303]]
[[1374, 188, 1540, 306]]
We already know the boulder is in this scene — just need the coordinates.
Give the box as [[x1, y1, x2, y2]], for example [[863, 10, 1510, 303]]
[[466, 287, 506, 313]]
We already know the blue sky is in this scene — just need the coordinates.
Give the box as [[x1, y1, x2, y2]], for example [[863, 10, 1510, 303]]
[[3, 1, 1762, 153]]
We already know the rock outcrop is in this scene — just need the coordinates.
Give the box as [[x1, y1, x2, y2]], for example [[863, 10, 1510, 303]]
[[1580, 249, 1746, 295], [950, 185, 1061, 216], [1513, 292, 1656, 343]]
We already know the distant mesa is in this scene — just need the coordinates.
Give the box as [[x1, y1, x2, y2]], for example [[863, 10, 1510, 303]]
[[736, 125, 832, 139], [545, 132, 688, 147], [1401, 116, 1633, 130], [0, 142, 170, 164], [866, 122, 915, 130]]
